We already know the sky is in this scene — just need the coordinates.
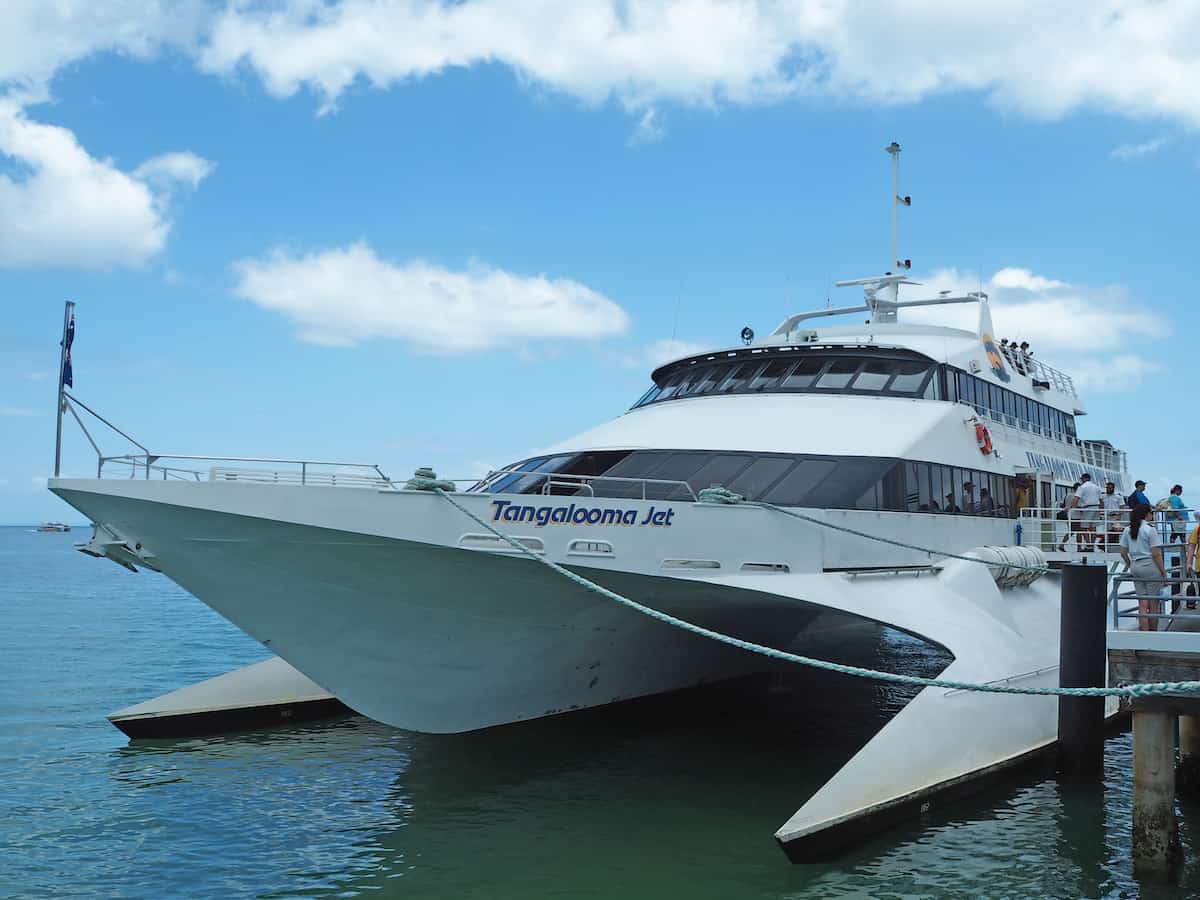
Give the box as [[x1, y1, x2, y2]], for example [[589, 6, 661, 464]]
[[1, 0, 1197, 524]]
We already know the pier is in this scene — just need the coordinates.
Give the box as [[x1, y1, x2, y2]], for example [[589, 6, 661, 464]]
[[1108, 548, 1200, 872]]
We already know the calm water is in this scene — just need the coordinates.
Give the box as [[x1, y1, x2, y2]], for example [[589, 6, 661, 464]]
[[3, 526, 1200, 898]]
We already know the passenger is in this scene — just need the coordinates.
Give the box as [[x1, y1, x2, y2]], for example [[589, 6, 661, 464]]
[[943, 492, 960, 514], [1166, 484, 1187, 545], [1099, 481, 1123, 551], [1066, 473, 1102, 552], [1119, 503, 1168, 632], [1075, 472, 1099, 549], [1128, 479, 1150, 508], [1019, 341, 1032, 375], [977, 487, 995, 515], [1057, 482, 1082, 553], [961, 481, 976, 514], [929, 499, 941, 512]]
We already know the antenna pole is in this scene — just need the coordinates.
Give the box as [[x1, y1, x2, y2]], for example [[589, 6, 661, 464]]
[[53, 300, 74, 478], [887, 141, 901, 271]]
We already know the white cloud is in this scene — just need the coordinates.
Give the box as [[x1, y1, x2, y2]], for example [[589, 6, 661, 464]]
[[133, 152, 214, 194], [0, 99, 213, 269], [0, 1, 205, 91], [628, 108, 665, 146], [900, 266, 1168, 391], [1110, 136, 1169, 161], [616, 337, 711, 369], [232, 241, 630, 351], [196, 1, 1200, 130], [0, 406, 42, 417]]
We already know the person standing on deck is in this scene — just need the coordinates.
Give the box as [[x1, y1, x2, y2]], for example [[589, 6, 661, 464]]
[[961, 481, 976, 515], [1100, 481, 1123, 551], [1066, 473, 1102, 552], [1120, 504, 1168, 632], [1128, 479, 1150, 508], [1166, 485, 1187, 545]]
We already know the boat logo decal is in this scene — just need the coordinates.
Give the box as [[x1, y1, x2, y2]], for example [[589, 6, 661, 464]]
[[490, 499, 674, 528], [980, 330, 1011, 383]]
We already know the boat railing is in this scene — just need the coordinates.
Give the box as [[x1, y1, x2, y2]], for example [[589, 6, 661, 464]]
[[995, 346, 1078, 398], [61, 390, 395, 488], [1019, 506, 1195, 556], [467, 468, 699, 501], [1109, 565, 1197, 630]]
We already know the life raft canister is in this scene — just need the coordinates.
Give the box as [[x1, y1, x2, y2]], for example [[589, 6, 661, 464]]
[[975, 422, 993, 455]]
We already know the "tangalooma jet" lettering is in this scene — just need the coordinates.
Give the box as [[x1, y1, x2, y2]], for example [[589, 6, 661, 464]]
[[489, 500, 675, 527]]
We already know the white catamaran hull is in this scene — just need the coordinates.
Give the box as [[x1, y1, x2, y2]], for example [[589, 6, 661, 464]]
[[55, 478, 1051, 733]]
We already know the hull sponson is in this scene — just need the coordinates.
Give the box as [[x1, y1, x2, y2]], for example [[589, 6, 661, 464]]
[[51, 484, 831, 732]]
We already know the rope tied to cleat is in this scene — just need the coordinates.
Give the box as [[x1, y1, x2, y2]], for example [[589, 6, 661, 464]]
[[404, 470, 1200, 699], [696, 485, 1054, 575]]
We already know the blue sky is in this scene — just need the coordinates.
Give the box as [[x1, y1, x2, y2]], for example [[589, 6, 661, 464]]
[[1, 1, 1197, 523]]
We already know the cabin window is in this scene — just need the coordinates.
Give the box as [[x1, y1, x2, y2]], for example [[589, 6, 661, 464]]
[[781, 356, 825, 389], [749, 359, 795, 392], [477, 450, 1025, 518], [726, 456, 795, 499], [850, 359, 894, 392], [814, 358, 859, 390], [891, 360, 931, 393]]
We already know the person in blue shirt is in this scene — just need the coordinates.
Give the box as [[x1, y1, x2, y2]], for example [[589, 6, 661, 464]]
[[1128, 479, 1151, 508], [1167, 484, 1188, 545]]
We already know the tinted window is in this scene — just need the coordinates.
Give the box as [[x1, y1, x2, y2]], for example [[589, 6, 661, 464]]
[[781, 356, 826, 389], [749, 359, 795, 391], [716, 363, 759, 393], [805, 458, 892, 508], [686, 454, 755, 495], [634, 384, 660, 407], [726, 456, 794, 499], [891, 360, 931, 393], [851, 359, 894, 392], [678, 365, 720, 397], [656, 372, 687, 402], [761, 458, 839, 505], [814, 358, 859, 390]]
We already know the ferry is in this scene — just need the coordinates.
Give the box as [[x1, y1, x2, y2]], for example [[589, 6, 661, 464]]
[[36, 522, 71, 533], [46, 144, 1131, 859]]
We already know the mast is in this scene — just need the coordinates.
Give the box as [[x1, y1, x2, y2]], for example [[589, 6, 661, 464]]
[[54, 300, 74, 478], [888, 141, 900, 273]]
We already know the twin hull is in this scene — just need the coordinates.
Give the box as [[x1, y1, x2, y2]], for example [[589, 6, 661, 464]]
[[51, 479, 1022, 733]]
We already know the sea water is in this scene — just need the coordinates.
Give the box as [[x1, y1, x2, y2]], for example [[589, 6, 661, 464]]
[[3, 525, 1200, 898]]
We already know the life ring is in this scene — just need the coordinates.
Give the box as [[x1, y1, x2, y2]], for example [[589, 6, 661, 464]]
[[975, 422, 993, 455]]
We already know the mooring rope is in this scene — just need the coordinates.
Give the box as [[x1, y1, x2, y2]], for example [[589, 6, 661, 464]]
[[405, 472, 1200, 699], [695, 486, 1054, 575]]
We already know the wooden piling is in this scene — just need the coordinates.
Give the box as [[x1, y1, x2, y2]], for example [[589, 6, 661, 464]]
[[1132, 708, 1181, 870]]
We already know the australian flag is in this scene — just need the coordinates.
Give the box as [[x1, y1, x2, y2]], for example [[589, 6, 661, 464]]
[[62, 311, 75, 388]]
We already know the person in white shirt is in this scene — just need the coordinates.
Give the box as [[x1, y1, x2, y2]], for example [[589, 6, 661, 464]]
[[1099, 481, 1124, 550], [1067, 473, 1103, 552], [1120, 503, 1168, 631]]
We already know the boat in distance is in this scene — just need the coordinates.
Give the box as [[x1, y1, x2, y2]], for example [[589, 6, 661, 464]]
[[36, 522, 71, 532], [48, 143, 1131, 858]]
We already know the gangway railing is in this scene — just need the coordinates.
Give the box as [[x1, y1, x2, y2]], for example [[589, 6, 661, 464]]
[[1019, 506, 1195, 557], [1110, 565, 1198, 630]]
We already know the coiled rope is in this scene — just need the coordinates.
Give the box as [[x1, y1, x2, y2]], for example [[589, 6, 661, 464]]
[[405, 471, 1200, 698]]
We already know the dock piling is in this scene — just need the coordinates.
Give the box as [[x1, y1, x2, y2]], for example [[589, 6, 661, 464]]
[[1133, 708, 1181, 870], [1058, 563, 1107, 776]]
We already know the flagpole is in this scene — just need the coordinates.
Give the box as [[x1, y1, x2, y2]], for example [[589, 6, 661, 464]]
[[54, 300, 75, 478]]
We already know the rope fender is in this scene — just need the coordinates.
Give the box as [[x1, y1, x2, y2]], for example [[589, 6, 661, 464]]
[[405, 470, 1200, 699]]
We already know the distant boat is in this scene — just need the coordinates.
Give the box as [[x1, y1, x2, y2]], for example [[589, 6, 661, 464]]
[[36, 522, 71, 533]]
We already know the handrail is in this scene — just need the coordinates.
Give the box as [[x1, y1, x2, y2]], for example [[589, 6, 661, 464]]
[[60, 390, 393, 486], [470, 467, 699, 501]]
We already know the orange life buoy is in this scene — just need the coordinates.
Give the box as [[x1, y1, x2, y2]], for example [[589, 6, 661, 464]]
[[975, 422, 993, 455]]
